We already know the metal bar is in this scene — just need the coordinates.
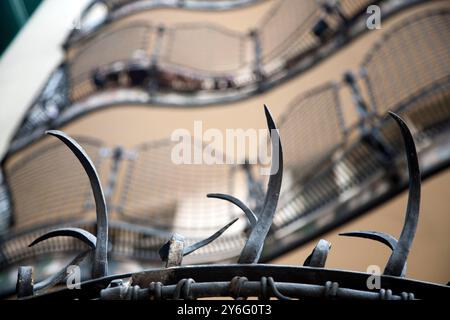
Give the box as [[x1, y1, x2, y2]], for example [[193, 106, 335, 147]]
[[249, 30, 264, 91], [344, 71, 395, 167], [303, 239, 331, 268], [238, 105, 283, 263], [0, 168, 14, 229], [46, 131, 108, 278], [343, 71, 370, 131], [104, 146, 124, 207], [150, 25, 165, 67], [147, 25, 165, 93], [207, 194, 258, 227], [183, 218, 239, 256], [99, 279, 413, 300], [383, 112, 420, 277], [29, 227, 97, 249]]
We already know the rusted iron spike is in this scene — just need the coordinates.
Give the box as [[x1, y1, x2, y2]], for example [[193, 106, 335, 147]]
[[29, 227, 97, 249], [338, 112, 419, 277], [383, 112, 420, 277], [238, 105, 283, 264], [303, 239, 331, 268], [339, 231, 406, 277], [159, 218, 239, 267], [207, 194, 258, 227], [46, 130, 109, 278]]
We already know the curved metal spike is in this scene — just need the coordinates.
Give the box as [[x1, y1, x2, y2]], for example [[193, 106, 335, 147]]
[[238, 105, 283, 264], [339, 231, 406, 277], [303, 239, 331, 268], [207, 194, 258, 227], [183, 218, 239, 256], [339, 231, 398, 250], [383, 112, 421, 277], [34, 250, 92, 294], [46, 130, 108, 278], [29, 227, 96, 249]]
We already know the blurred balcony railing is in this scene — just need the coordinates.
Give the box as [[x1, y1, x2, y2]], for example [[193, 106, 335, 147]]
[[64, 0, 265, 47], [100, 0, 263, 14], [7, 0, 427, 153], [64, 0, 385, 103]]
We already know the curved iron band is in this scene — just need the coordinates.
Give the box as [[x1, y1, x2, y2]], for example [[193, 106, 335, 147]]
[[238, 105, 283, 264], [22, 264, 450, 300], [383, 112, 420, 277], [183, 218, 239, 256], [340, 231, 398, 250], [46, 130, 109, 278], [207, 194, 258, 227], [340, 231, 406, 277], [29, 227, 97, 249]]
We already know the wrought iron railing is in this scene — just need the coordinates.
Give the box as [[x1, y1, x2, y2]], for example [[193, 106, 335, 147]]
[[2, 67, 449, 280], [1, 3, 449, 298], [362, 9, 450, 117], [2, 6, 450, 259], [10, 108, 450, 300]]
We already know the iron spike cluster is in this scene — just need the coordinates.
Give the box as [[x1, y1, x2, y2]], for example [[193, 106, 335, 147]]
[[15, 107, 448, 300]]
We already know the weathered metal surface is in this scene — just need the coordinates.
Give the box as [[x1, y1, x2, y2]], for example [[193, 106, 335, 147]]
[[303, 239, 331, 268], [160, 234, 185, 268], [16, 266, 34, 298], [21, 264, 450, 300]]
